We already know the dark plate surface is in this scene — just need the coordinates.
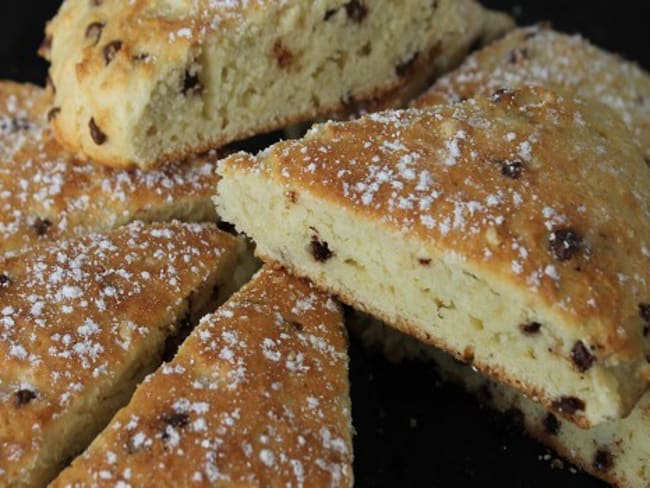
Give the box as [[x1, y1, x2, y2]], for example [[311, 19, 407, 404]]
[[0, 1, 647, 486]]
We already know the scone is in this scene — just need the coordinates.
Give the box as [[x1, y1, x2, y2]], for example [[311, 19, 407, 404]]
[[0, 81, 223, 257], [355, 319, 650, 488], [216, 87, 650, 428], [42, 0, 505, 169], [0, 221, 241, 487], [52, 267, 353, 488], [413, 25, 650, 160]]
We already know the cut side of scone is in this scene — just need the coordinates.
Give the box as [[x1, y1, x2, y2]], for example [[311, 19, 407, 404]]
[[0, 80, 224, 257], [354, 319, 650, 488], [413, 24, 650, 160], [216, 86, 650, 428], [52, 266, 353, 488], [0, 221, 241, 487], [42, 0, 505, 169]]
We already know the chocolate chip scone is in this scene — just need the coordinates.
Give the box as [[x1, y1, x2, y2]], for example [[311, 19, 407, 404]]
[[52, 266, 353, 488], [41, 0, 505, 169], [0, 221, 241, 487], [413, 25, 650, 161], [0, 80, 225, 257], [355, 318, 650, 488], [216, 86, 650, 428]]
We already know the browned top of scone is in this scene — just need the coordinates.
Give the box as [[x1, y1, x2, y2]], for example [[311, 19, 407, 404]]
[[221, 86, 650, 362], [0, 81, 221, 256], [0, 221, 237, 481], [53, 267, 353, 488], [413, 25, 650, 160]]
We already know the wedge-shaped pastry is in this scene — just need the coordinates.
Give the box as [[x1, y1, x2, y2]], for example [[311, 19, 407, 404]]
[[217, 87, 650, 427], [0, 80, 222, 257], [52, 267, 353, 487], [355, 319, 650, 488], [0, 221, 241, 487], [414, 25, 650, 160], [42, 0, 505, 169]]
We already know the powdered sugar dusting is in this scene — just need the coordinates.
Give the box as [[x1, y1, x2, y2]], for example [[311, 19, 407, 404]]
[[0, 83, 220, 257], [0, 221, 230, 477], [415, 25, 650, 159], [52, 268, 352, 487], [245, 84, 649, 340]]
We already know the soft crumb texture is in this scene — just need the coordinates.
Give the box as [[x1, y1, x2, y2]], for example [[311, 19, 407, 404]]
[[52, 267, 353, 488], [354, 318, 650, 488], [413, 25, 650, 160], [0, 81, 222, 257], [216, 86, 650, 428], [0, 221, 240, 487], [43, 0, 502, 169]]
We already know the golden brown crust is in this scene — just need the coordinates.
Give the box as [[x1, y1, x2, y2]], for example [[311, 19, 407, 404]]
[[0, 221, 239, 486], [53, 267, 353, 488], [223, 87, 650, 355], [0, 81, 222, 256], [413, 25, 650, 161]]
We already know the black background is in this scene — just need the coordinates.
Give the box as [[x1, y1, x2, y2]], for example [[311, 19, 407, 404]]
[[1, 2, 647, 487]]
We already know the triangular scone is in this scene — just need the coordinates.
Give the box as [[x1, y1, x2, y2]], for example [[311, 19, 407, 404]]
[[216, 86, 650, 428], [52, 267, 353, 487], [0, 221, 241, 487], [413, 25, 650, 160], [0, 81, 222, 257], [42, 0, 504, 169]]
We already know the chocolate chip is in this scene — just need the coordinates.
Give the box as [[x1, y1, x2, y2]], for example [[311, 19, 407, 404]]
[[0, 273, 10, 287], [542, 413, 561, 435], [552, 396, 585, 415], [161, 412, 190, 429], [92, 0, 103, 5], [520, 321, 542, 335], [47, 107, 61, 122], [33, 218, 52, 237], [418, 258, 432, 266], [133, 52, 150, 62], [509, 47, 529, 64], [288, 321, 304, 332], [310, 236, 333, 262], [272, 40, 293, 69], [89, 117, 107, 145], [85, 22, 105, 46], [285, 190, 297, 204], [395, 52, 419, 77], [501, 160, 524, 179], [103, 40, 122, 65], [183, 70, 204, 96], [345, 0, 367, 23], [548, 228, 582, 261], [570, 341, 595, 372], [593, 449, 614, 472], [324, 8, 337, 20], [640, 303, 650, 324], [14, 389, 37, 407], [490, 88, 515, 103]]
